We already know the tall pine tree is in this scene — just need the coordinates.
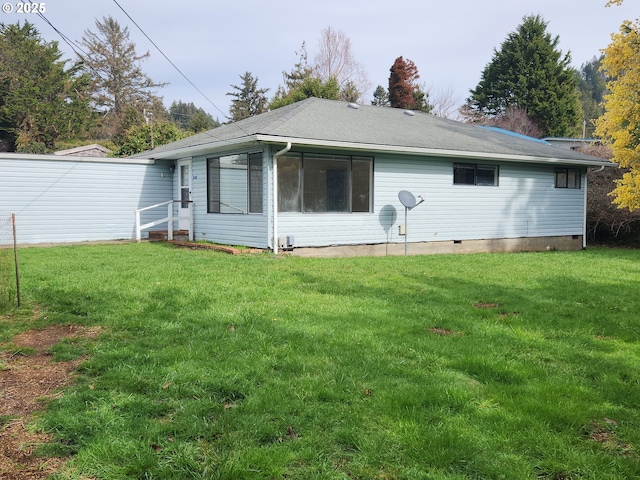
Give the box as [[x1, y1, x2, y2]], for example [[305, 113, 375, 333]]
[[388, 57, 432, 112], [465, 15, 582, 138], [227, 72, 269, 121], [81, 16, 166, 138], [388, 56, 418, 109], [269, 43, 340, 110], [577, 56, 606, 138]]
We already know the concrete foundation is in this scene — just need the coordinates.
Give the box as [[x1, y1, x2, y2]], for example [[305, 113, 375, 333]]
[[289, 235, 584, 258]]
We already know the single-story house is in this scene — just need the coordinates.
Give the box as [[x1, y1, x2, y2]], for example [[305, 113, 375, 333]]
[[1, 98, 611, 256]]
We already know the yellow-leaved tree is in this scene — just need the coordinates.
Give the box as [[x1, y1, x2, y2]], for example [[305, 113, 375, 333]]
[[595, 18, 640, 211]]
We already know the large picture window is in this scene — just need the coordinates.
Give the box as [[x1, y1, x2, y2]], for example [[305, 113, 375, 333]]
[[278, 153, 373, 213], [453, 163, 499, 186], [555, 168, 581, 189], [207, 153, 263, 213]]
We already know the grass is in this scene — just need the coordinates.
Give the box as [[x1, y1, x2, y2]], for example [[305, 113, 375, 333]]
[[2, 243, 640, 479]]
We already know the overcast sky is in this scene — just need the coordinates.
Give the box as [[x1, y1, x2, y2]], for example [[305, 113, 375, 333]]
[[4, 0, 637, 121]]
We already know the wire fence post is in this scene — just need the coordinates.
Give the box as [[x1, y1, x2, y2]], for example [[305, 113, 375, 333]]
[[12, 214, 21, 307], [0, 213, 20, 310]]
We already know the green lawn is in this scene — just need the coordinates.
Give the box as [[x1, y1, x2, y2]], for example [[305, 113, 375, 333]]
[[3, 243, 640, 479]]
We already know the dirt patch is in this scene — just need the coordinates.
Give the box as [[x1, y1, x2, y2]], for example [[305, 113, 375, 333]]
[[0, 324, 100, 479], [472, 302, 501, 309], [169, 240, 264, 255], [586, 418, 635, 457], [429, 327, 463, 336]]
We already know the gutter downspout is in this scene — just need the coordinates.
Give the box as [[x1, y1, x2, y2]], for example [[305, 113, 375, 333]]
[[272, 142, 292, 254], [584, 165, 606, 249]]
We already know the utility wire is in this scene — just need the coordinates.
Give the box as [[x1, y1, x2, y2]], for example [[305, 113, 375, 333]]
[[26, 1, 108, 81], [112, 0, 232, 123], [26, 0, 250, 143], [28, 3, 88, 60]]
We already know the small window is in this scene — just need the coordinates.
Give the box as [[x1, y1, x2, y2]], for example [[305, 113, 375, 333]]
[[207, 152, 263, 213], [555, 168, 581, 189], [453, 163, 498, 186]]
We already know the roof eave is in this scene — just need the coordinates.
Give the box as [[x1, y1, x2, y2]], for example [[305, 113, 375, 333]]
[[0, 152, 154, 165], [254, 135, 612, 167], [140, 136, 259, 160]]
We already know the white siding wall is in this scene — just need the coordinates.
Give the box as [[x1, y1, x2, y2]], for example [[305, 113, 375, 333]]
[[190, 154, 269, 247], [0, 157, 172, 244], [275, 154, 585, 247]]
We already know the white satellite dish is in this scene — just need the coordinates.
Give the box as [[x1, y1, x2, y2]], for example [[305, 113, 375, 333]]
[[398, 190, 425, 255], [398, 190, 417, 209]]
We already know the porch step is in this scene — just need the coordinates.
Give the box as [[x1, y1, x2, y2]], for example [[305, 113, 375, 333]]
[[148, 230, 190, 241]]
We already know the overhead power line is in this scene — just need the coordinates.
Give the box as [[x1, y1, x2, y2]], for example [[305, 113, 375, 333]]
[[24, 0, 251, 144], [111, 0, 230, 122]]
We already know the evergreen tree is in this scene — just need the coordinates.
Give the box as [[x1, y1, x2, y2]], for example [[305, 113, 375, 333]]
[[227, 72, 270, 121], [189, 110, 218, 133], [387, 57, 432, 112], [577, 56, 606, 138], [465, 15, 582, 138], [269, 43, 340, 110], [340, 80, 360, 103], [169, 100, 218, 132], [168, 100, 195, 130], [114, 121, 187, 156], [81, 16, 166, 138], [412, 84, 433, 113], [388, 56, 418, 109], [371, 85, 390, 106], [281, 42, 314, 92], [0, 22, 93, 152], [269, 76, 340, 110]]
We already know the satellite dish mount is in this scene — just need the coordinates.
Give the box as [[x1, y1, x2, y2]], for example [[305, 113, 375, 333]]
[[398, 190, 425, 256]]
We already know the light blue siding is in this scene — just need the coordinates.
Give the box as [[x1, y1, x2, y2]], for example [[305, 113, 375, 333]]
[[0, 147, 587, 250], [0, 157, 172, 244], [275, 154, 585, 247], [189, 154, 268, 247]]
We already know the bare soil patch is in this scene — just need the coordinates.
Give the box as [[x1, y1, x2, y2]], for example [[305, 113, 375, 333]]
[[169, 240, 263, 255], [586, 418, 635, 457], [0, 324, 100, 479], [472, 302, 501, 309], [429, 327, 462, 336]]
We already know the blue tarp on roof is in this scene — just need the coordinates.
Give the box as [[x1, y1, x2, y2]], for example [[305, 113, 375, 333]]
[[480, 126, 551, 145]]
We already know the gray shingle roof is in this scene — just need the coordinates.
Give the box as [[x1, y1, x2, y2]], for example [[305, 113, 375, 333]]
[[136, 98, 609, 166]]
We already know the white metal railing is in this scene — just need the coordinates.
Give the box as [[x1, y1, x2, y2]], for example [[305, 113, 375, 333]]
[[135, 200, 193, 242]]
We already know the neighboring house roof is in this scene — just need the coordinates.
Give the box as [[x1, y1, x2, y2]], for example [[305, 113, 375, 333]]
[[55, 144, 111, 157], [134, 98, 610, 167], [542, 137, 600, 151]]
